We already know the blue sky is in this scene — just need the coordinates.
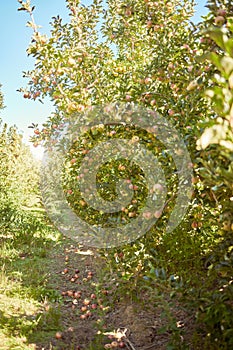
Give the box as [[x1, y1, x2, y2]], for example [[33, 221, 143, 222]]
[[0, 0, 208, 148]]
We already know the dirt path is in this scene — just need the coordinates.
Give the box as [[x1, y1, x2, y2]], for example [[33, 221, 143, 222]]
[[34, 237, 197, 350]]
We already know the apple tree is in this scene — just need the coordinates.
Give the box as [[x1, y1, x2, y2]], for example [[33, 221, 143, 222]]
[[194, 0, 233, 345], [17, 0, 217, 269]]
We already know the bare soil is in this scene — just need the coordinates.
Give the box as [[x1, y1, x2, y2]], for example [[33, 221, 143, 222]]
[[33, 238, 198, 350]]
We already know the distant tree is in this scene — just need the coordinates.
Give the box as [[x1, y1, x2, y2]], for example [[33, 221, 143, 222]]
[[0, 84, 4, 111], [0, 121, 40, 212]]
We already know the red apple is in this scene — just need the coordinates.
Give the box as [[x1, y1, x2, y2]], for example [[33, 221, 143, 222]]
[[217, 9, 226, 17], [191, 221, 198, 229], [146, 20, 153, 28], [55, 332, 62, 339], [23, 92, 31, 99], [154, 210, 162, 218], [68, 57, 76, 66], [168, 109, 175, 116], [214, 16, 225, 26]]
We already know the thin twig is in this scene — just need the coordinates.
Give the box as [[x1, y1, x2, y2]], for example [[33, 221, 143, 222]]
[[125, 338, 137, 350], [142, 343, 158, 350]]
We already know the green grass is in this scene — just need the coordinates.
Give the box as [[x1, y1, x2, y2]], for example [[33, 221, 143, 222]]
[[0, 207, 62, 349]]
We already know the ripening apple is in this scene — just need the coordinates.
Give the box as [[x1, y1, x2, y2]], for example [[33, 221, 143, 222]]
[[154, 24, 160, 31], [43, 76, 50, 83], [146, 20, 153, 28], [77, 105, 85, 112], [40, 36, 47, 44], [153, 183, 164, 192], [68, 57, 76, 66], [118, 252, 124, 259], [186, 81, 198, 91], [118, 164, 126, 171], [55, 332, 62, 339], [143, 211, 152, 219], [144, 77, 151, 84], [125, 7, 132, 16], [200, 37, 206, 43], [57, 68, 64, 75], [23, 92, 31, 99], [217, 9, 226, 17], [214, 16, 225, 26], [154, 210, 162, 218], [191, 221, 198, 229], [192, 177, 199, 184]]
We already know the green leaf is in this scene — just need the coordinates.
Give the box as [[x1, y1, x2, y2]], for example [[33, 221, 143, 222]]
[[205, 28, 225, 51], [197, 124, 227, 150], [209, 52, 224, 73], [221, 56, 233, 76], [223, 37, 233, 57], [195, 52, 213, 63]]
